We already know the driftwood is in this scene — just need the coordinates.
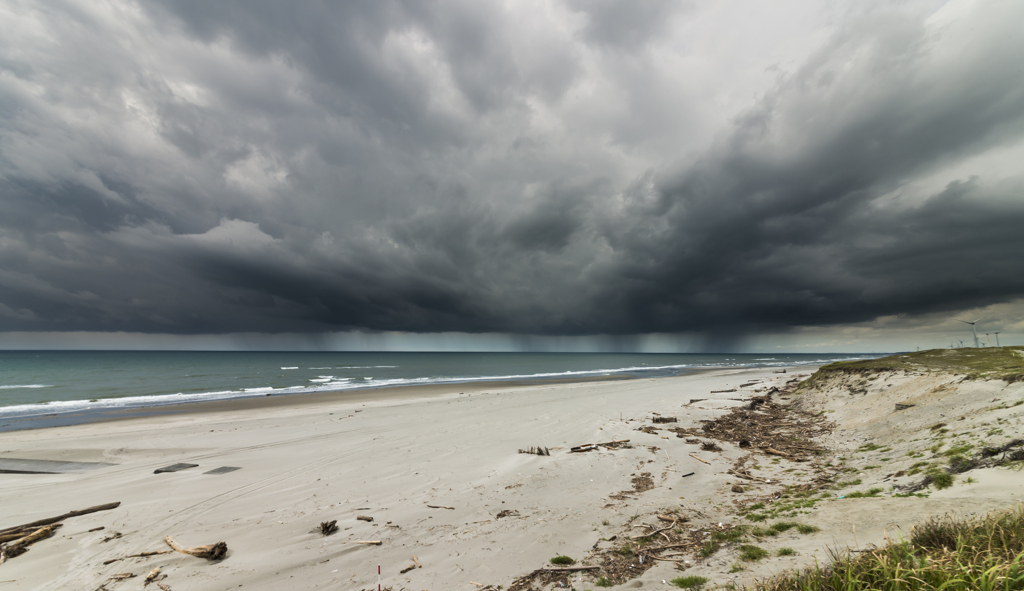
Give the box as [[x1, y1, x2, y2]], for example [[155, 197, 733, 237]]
[[102, 550, 172, 565], [164, 536, 227, 561], [427, 505, 454, 510], [349, 540, 382, 545], [108, 573, 136, 581], [0, 524, 61, 563], [727, 469, 771, 483], [319, 521, 338, 535], [144, 567, 161, 585], [540, 565, 600, 572], [157, 584, 172, 591], [688, 453, 711, 465], [356, 515, 373, 522], [0, 502, 120, 537], [413, 555, 421, 568], [629, 523, 676, 540]]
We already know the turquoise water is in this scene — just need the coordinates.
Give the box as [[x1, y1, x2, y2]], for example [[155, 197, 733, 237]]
[[0, 351, 878, 423]]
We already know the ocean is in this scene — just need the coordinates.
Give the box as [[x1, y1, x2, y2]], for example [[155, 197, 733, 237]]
[[0, 351, 878, 430]]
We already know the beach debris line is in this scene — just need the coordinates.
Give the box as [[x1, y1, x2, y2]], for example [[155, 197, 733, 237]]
[[164, 536, 227, 561], [670, 389, 832, 460], [518, 446, 550, 456], [319, 520, 338, 536]]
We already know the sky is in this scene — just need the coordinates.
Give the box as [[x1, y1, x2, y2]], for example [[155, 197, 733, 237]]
[[1, 0, 1023, 352]]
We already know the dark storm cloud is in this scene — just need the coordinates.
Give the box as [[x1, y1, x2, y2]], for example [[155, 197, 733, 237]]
[[2, 0, 1024, 340]]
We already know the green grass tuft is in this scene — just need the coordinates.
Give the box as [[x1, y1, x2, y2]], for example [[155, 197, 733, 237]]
[[595, 576, 613, 587], [671, 575, 710, 589], [549, 555, 574, 565], [754, 506, 1024, 591], [845, 487, 884, 498], [739, 544, 769, 561], [777, 547, 796, 556], [700, 541, 721, 557]]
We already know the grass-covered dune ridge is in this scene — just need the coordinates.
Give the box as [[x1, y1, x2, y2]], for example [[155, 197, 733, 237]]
[[804, 346, 1024, 386], [756, 506, 1024, 591]]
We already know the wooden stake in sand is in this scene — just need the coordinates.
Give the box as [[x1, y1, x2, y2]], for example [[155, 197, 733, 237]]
[[164, 536, 228, 561]]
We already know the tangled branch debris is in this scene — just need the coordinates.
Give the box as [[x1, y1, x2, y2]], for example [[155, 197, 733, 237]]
[[507, 512, 742, 591], [670, 393, 832, 460], [319, 520, 338, 535]]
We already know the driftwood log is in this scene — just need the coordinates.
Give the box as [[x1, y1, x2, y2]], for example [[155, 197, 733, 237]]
[[540, 565, 600, 572], [144, 567, 162, 585], [0, 524, 61, 563], [102, 550, 171, 565], [0, 502, 120, 537], [164, 536, 227, 560]]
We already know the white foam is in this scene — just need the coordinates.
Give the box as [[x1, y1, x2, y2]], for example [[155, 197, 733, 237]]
[[0, 355, 878, 421], [0, 384, 54, 389], [281, 367, 298, 370]]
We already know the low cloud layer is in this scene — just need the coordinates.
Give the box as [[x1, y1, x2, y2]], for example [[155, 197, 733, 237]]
[[1, 0, 1023, 345]]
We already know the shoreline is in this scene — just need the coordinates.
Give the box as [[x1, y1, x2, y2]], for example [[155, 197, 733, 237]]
[[0, 373, 640, 433]]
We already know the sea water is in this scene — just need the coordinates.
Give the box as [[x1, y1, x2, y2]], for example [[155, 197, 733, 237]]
[[0, 351, 878, 428]]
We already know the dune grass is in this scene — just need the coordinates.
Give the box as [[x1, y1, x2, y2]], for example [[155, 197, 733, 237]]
[[755, 505, 1024, 590], [804, 346, 1024, 385]]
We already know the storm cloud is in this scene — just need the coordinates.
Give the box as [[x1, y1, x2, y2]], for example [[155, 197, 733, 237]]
[[1, 0, 1023, 346]]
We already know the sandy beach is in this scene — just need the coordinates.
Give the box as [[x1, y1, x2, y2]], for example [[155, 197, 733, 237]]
[[2, 361, 1024, 590]]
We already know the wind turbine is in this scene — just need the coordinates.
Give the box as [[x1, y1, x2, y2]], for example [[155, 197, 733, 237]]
[[956, 318, 982, 348], [994, 332, 1001, 347]]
